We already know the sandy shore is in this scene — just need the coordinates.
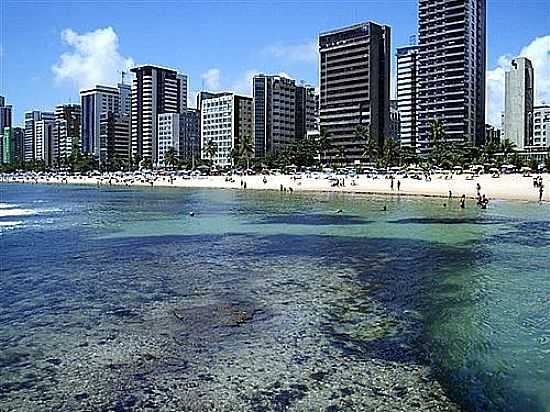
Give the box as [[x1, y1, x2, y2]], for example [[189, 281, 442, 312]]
[[5, 172, 549, 203]]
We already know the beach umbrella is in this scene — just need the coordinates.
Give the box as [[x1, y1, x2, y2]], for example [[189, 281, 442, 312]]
[[489, 167, 499, 172], [520, 166, 531, 172]]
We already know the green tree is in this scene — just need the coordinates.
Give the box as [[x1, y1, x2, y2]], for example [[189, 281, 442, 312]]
[[237, 134, 255, 170], [163, 147, 178, 169], [499, 139, 516, 162], [353, 124, 370, 142], [203, 139, 218, 167], [381, 137, 400, 167], [429, 119, 445, 147], [317, 128, 332, 164]]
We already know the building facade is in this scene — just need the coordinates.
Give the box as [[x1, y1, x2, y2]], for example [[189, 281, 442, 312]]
[[54, 104, 81, 165], [200, 93, 253, 167], [80, 86, 120, 158], [485, 124, 502, 145], [533, 106, 550, 148], [295, 83, 318, 140], [319, 22, 391, 164], [157, 113, 181, 167], [34, 119, 55, 166], [24, 111, 54, 163], [130, 65, 187, 164], [99, 112, 131, 165], [13, 127, 25, 163], [0, 96, 13, 162], [389, 100, 400, 141], [2, 127, 13, 164], [417, 0, 486, 150], [181, 109, 200, 164], [504, 57, 534, 149], [396, 45, 420, 148]]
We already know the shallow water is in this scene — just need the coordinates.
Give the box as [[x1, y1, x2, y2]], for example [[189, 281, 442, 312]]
[[1, 183, 549, 411]]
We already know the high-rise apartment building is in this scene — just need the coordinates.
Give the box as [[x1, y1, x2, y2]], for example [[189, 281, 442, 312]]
[[0, 96, 13, 162], [99, 112, 131, 164], [200, 93, 253, 167], [504, 57, 534, 149], [157, 113, 181, 166], [118, 83, 131, 115], [396, 45, 420, 148], [23, 111, 54, 163], [2, 127, 13, 164], [54, 104, 81, 164], [80, 86, 120, 158], [389, 100, 400, 141], [130, 65, 187, 163], [295, 83, 317, 140], [181, 109, 200, 163], [533, 106, 550, 148], [253, 74, 296, 156], [13, 127, 25, 163], [34, 118, 55, 166], [319, 22, 391, 164], [417, 0, 486, 149]]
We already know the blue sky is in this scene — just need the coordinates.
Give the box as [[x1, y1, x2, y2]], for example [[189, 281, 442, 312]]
[[1, 0, 549, 126]]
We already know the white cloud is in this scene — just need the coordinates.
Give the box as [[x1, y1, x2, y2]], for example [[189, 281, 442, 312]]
[[201, 68, 221, 90], [486, 35, 550, 126], [199, 68, 258, 96], [52, 27, 135, 90], [263, 41, 318, 64]]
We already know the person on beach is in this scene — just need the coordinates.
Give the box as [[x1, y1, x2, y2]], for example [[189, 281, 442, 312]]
[[397, 180, 401, 191], [280, 184, 284, 191], [481, 195, 489, 209], [476, 183, 481, 192], [449, 190, 452, 199], [460, 194, 466, 209], [263, 176, 267, 184], [243, 182, 247, 189], [540, 184, 544, 202], [390, 178, 394, 190]]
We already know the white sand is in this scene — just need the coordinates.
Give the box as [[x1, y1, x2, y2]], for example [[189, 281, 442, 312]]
[[5, 172, 549, 203]]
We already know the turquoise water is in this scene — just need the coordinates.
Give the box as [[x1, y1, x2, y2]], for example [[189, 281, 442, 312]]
[[1, 184, 549, 411]]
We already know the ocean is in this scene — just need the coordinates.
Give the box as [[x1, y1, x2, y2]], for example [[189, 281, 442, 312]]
[[1, 183, 549, 411]]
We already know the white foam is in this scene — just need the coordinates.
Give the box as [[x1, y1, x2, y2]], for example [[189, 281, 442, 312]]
[[0, 203, 18, 209], [0, 221, 23, 228], [0, 208, 37, 217]]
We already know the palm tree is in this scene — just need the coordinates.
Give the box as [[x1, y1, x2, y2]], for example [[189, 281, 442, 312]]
[[163, 146, 178, 169], [203, 139, 218, 167], [353, 124, 370, 142], [361, 139, 378, 164], [336, 145, 346, 167], [382, 137, 400, 167], [499, 139, 516, 162], [318, 128, 332, 164], [429, 119, 445, 147], [238, 134, 255, 170]]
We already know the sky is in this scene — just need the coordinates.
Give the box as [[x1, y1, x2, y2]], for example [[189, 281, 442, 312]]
[[1, 0, 549, 127]]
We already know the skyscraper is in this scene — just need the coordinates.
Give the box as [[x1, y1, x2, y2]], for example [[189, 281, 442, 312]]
[[295, 83, 317, 140], [0, 96, 13, 162], [2, 127, 13, 164], [54, 104, 81, 164], [80, 86, 120, 157], [504, 57, 534, 149], [34, 118, 55, 166], [13, 127, 25, 164], [253, 74, 296, 157], [24, 111, 54, 163], [99, 112, 131, 165], [533, 106, 550, 148], [396, 45, 420, 148], [200, 93, 253, 167], [417, 0, 486, 149], [130, 65, 187, 164], [319, 22, 391, 164]]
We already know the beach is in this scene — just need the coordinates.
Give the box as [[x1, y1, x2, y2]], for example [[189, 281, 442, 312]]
[[5, 172, 549, 203]]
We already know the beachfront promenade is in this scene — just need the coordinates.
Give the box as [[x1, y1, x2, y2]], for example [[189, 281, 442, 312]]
[[4, 172, 548, 203]]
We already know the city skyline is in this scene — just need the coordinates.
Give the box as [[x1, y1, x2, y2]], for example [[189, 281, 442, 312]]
[[1, 1, 549, 127]]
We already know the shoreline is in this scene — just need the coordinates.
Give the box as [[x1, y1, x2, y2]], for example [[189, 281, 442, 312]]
[[2, 173, 548, 203]]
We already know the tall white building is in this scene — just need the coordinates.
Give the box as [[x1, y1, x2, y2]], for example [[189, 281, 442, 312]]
[[533, 106, 550, 148], [157, 113, 181, 166], [130, 65, 187, 164], [396, 45, 420, 148], [504, 57, 534, 149], [0, 96, 12, 161], [201, 93, 253, 167], [54, 104, 81, 164], [34, 118, 55, 166]]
